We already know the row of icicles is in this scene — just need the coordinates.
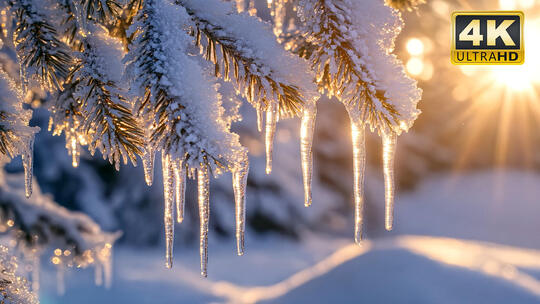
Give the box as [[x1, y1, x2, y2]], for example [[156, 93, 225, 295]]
[[20, 105, 398, 277]]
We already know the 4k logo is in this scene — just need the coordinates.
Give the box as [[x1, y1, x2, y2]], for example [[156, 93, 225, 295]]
[[451, 11, 524, 65]]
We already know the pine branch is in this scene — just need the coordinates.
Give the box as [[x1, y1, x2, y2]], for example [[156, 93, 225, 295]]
[[57, 0, 123, 51], [52, 29, 144, 169], [79, 0, 122, 24], [0, 246, 37, 304], [180, 0, 316, 118], [0, 169, 119, 266], [12, 0, 73, 90], [299, 0, 401, 132], [125, 0, 245, 171], [107, 0, 143, 48]]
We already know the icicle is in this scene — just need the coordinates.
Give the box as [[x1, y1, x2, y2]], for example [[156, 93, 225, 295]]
[[161, 153, 175, 268], [94, 262, 103, 286], [69, 136, 79, 168], [382, 131, 397, 231], [232, 155, 249, 256], [235, 0, 246, 12], [351, 122, 366, 244], [56, 264, 65, 296], [256, 106, 264, 133], [103, 244, 113, 289], [198, 164, 210, 277], [300, 106, 316, 207], [142, 147, 155, 186], [31, 253, 39, 292], [22, 138, 34, 198], [248, 0, 257, 16], [173, 159, 186, 223], [265, 103, 277, 174]]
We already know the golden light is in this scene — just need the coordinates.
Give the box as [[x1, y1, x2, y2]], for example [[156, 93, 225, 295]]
[[489, 18, 540, 93], [406, 58, 424, 76], [51, 256, 61, 265], [406, 38, 424, 56], [499, 0, 536, 9], [490, 66, 534, 92], [499, 0, 516, 9], [425, 1, 540, 170], [519, 0, 535, 9]]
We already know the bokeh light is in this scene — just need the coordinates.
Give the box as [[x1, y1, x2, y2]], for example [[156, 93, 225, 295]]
[[406, 58, 424, 76], [406, 38, 425, 56]]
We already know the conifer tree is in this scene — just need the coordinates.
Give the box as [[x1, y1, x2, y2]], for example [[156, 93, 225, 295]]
[[0, 0, 421, 278]]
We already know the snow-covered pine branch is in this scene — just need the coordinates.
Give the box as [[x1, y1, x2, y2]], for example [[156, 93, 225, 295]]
[[56, 0, 123, 48], [180, 0, 317, 118], [0, 166, 119, 289], [11, 0, 73, 90], [51, 26, 144, 169], [297, 0, 421, 241], [77, 0, 122, 24], [179, 0, 318, 205], [0, 246, 38, 304], [299, 0, 420, 134], [0, 0, 422, 279], [124, 0, 248, 276]]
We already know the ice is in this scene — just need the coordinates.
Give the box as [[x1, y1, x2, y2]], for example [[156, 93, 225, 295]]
[[351, 122, 366, 243], [22, 139, 34, 198], [173, 158, 186, 223], [161, 153, 175, 268], [232, 154, 249, 256], [142, 147, 155, 186], [300, 106, 316, 207], [198, 164, 210, 277], [383, 131, 397, 231], [265, 103, 278, 174]]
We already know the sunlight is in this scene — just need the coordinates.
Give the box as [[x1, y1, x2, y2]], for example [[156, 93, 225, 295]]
[[449, 12, 540, 169], [488, 18, 540, 93]]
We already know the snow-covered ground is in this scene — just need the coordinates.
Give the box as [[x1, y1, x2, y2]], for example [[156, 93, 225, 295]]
[[39, 170, 540, 303]]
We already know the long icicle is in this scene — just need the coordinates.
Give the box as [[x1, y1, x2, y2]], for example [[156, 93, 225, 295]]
[[173, 158, 186, 223], [233, 154, 249, 256], [161, 153, 175, 268], [142, 147, 155, 186], [22, 138, 34, 198], [198, 163, 210, 277], [300, 105, 317, 207], [265, 102, 277, 174], [382, 131, 397, 231], [256, 106, 264, 132], [351, 121, 366, 244]]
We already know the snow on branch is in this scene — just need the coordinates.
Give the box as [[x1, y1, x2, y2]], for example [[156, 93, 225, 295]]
[[0, 167, 119, 287], [125, 0, 249, 275], [51, 26, 144, 169], [78, 0, 122, 24], [0, 246, 38, 304], [11, 0, 73, 90], [179, 0, 318, 117], [298, 0, 421, 134], [124, 0, 245, 171]]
